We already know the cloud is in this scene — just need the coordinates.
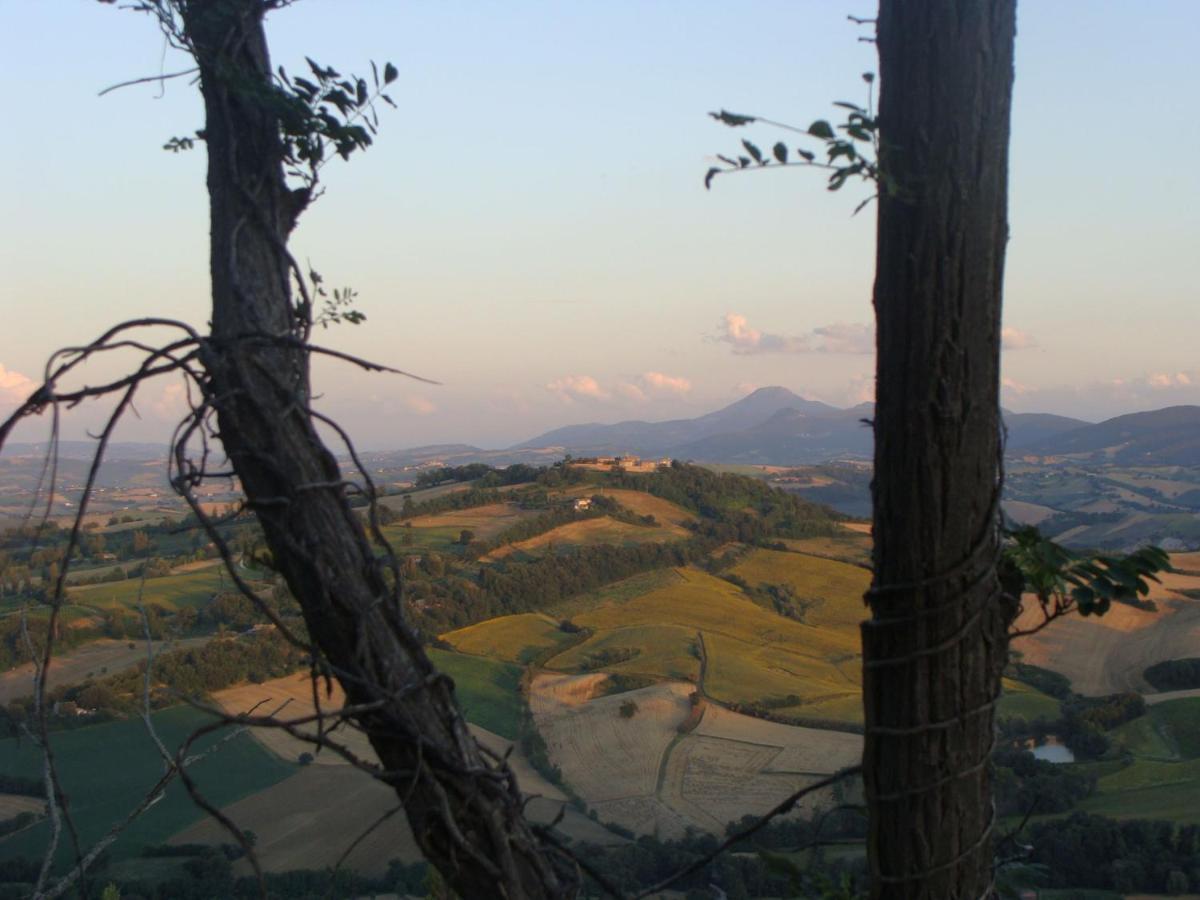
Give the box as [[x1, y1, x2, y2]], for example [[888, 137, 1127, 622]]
[[616, 382, 647, 402], [1001, 367, 1200, 419], [0, 364, 36, 406], [1001, 327, 1037, 350], [641, 371, 692, 394], [546, 374, 609, 403], [717, 314, 874, 355], [403, 395, 437, 415], [1148, 371, 1193, 389]]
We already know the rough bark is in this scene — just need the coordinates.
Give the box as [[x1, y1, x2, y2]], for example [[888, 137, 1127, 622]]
[[864, 2, 1019, 898], [179, 3, 576, 897]]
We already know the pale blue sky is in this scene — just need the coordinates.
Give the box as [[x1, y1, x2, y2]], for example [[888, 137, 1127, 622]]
[[1, 1, 1197, 448]]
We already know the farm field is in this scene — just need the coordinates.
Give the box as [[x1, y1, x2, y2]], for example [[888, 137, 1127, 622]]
[[728, 548, 870, 630], [485, 515, 685, 560], [441, 612, 582, 664], [781, 534, 872, 566], [214, 649, 523, 753], [382, 501, 539, 553], [529, 674, 862, 838], [64, 565, 237, 611], [0, 706, 293, 867], [1012, 558, 1200, 696], [543, 566, 861, 721], [0, 636, 210, 705], [194, 673, 617, 874], [997, 677, 1062, 721]]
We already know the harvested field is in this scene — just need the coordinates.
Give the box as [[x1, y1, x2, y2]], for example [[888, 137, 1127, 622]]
[[1013, 591, 1200, 696], [442, 612, 580, 664], [576, 488, 696, 528], [0, 795, 44, 818], [530, 674, 860, 838], [169, 749, 619, 877], [781, 535, 872, 566], [0, 636, 208, 704]]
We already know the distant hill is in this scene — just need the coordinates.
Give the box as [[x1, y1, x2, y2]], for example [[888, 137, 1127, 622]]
[[1004, 412, 1090, 449], [515, 387, 1108, 466], [1024, 406, 1200, 465]]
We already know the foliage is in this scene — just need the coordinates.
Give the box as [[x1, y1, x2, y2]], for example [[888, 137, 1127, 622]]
[[1145, 657, 1200, 691], [705, 72, 883, 211], [1004, 525, 1170, 622]]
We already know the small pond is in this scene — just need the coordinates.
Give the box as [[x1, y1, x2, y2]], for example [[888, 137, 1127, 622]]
[[1030, 742, 1075, 764]]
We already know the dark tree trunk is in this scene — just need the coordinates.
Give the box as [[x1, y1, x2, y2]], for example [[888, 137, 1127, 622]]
[[864, 2, 1019, 898], [180, 3, 576, 897]]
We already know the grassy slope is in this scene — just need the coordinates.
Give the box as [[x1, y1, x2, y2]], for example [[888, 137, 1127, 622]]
[[546, 566, 862, 722], [428, 648, 523, 740], [0, 706, 294, 866], [442, 613, 580, 665]]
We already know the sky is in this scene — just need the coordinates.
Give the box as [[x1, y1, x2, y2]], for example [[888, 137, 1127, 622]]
[[1, 1, 1198, 451]]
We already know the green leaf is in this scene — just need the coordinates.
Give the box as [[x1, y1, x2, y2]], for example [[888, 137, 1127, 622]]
[[808, 120, 835, 139], [772, 142, 788, 163], [704, 167, 720, 190], [833, 101, 864, 112], [737, 156, 751, 168], [356, 78, 368, 106], [796, 149, 815, 162], [383, 62, 399, 84], [862, 72, 875, 83], [742, 140, 764, 164], [716, 154, 738, 167], [709, 109, 756, 127]]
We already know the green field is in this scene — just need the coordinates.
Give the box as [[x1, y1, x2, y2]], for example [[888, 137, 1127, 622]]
[[428, 648, 523, 740], [728, 548, 870, 629], [1149, 697, 1200, 758], [64, 566, 240, 611], [997, 677, 1062, 721], [0, 705, 295, 867], [442, 613, 581, 664]]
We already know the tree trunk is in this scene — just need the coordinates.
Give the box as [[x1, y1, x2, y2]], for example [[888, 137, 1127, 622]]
[[864, 2, 1019, 898], [180, 3, 576, 897]]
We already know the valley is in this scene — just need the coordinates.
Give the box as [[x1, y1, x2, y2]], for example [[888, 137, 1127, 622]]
[[2, 449, 1199, 896]]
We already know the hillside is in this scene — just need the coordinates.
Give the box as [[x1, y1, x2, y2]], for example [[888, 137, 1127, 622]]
[[1024, 405, 1200, 465]]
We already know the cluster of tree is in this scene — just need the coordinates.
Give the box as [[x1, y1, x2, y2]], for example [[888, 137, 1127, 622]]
[[1008, 662, 1073, 699], [1029, 813, 1200, 894], [605, 462, 843, 540], [4, 629, 306, 727], [415, 462, 541, 488], [720, 700, 865, 736], [0, 613, 101, 672], [992, 746, 1095, 817], [998, 691, 1147, 761], [1144, 657, 1200, 691], [721, 574, 817, 622], [572, 813, 866, 898], [0, 851, 432, 900]]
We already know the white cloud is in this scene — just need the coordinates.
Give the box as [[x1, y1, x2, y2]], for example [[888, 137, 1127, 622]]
[[717, 313, 873, 355], [641, 371, 692, 394], [1001, 376, 1034, 396], [546, 374, 609, 403], [1001, 327, 1038, 350], [0, 364, 36, 406]]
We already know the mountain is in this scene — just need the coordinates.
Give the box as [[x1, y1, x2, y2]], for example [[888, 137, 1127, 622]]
[[1003, 412, 1090, 450], [517, 387, 841, 457], [672, 407, 873, 464], [1024, 405, 1200, 465], [515, 388, 1200, 468], [515, 387, 871, 464]]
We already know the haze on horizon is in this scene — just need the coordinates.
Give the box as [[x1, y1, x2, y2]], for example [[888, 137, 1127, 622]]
[[1, 1, 1197, 452]]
